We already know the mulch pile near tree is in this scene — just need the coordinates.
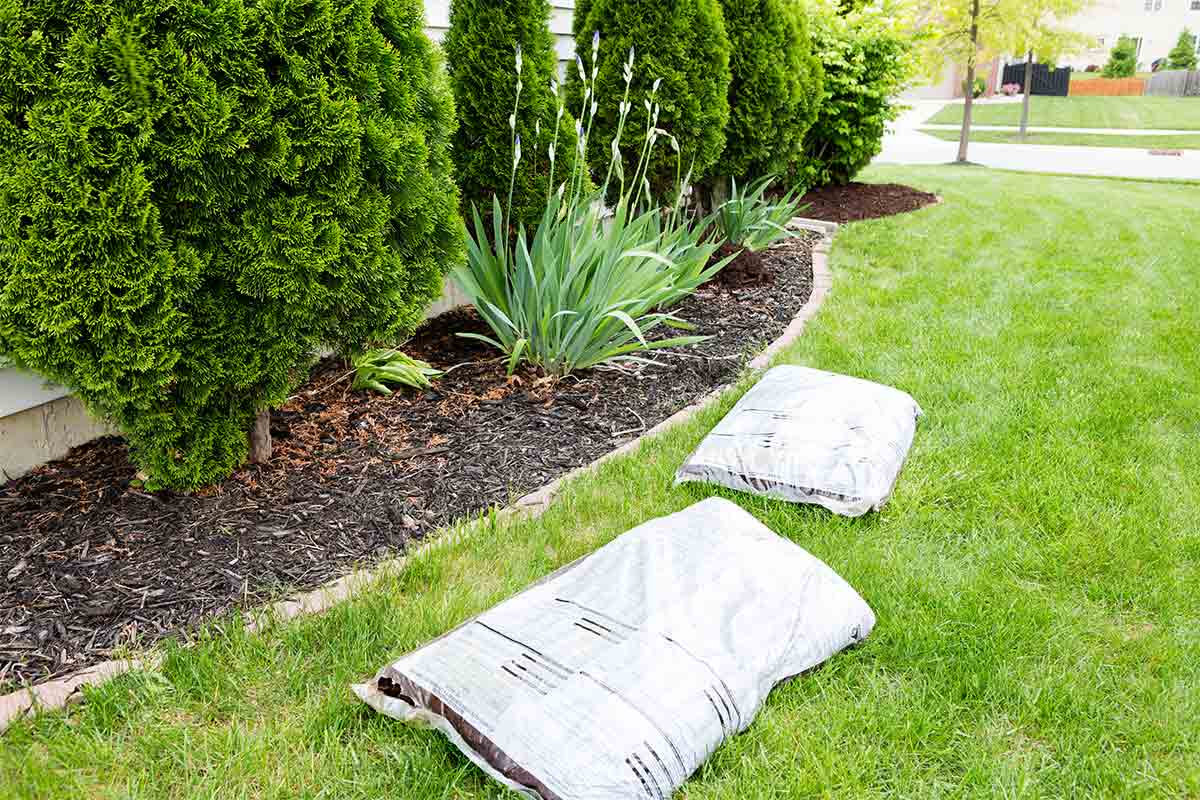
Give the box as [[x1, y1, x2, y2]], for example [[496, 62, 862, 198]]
[[797, 182, 938, 223], [0, 234, 816, 689]]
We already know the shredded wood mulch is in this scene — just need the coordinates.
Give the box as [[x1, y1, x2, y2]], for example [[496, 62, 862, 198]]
[[797, 182, 938, 223], [0, 233, 817, 690]]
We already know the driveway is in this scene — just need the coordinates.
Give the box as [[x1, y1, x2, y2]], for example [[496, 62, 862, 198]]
[[876, 100, 1200, 180]]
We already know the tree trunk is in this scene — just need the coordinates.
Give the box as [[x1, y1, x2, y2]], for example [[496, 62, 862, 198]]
[[249, 409, 272, 464], [956, 0, 981, 163], [1019, 50, 1034, 139]]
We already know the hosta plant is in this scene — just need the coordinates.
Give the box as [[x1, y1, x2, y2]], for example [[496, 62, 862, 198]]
[[453, 40, 732, 377], [351, 349, 442, 394], [711, 177, 804, 253]]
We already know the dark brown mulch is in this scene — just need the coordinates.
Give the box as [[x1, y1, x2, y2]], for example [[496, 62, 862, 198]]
[[797, 182, 938, 223], [0, 233, 816, 690]]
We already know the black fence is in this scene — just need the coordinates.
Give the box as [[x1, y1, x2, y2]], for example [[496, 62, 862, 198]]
[[1000, 63, 1070, 97]]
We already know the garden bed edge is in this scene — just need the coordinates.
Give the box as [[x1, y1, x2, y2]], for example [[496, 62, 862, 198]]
[[0, 218, 837, 734]]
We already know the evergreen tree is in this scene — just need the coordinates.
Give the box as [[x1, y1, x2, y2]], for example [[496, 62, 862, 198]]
[[1167, 29, 1198, 70], [1102, 35, 1138, 77], [717, 0, 824, 180], [445, 0, 582, 227], [569, 0, 732, 198], [0, 0, 463, 489]]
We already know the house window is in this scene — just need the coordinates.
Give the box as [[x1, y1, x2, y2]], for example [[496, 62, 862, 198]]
[[1155, 0, 1163, 9], [1192, 0, 1200, 9], [1144, 0, 1152, 9], [1097, 35, 1106, 47]]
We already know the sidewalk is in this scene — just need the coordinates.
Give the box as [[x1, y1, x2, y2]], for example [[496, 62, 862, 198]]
[[875, 100, 1200, 180]]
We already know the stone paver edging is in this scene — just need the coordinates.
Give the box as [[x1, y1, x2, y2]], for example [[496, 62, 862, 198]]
[[0, 218, 836, 734]]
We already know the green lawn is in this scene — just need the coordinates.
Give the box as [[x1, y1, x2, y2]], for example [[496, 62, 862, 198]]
[[928, 96, 1200, 130], [919, 127, 1200, 150], [4, 165, 1200, 798]]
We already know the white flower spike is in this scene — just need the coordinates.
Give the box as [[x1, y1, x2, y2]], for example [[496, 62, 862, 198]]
[[515, 45, 523, 75]]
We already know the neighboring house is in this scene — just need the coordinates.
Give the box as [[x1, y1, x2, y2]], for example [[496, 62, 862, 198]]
[[0, 0, 581, 481], [1063, 0, 1200, 70], [905, 0, 1200, 98]]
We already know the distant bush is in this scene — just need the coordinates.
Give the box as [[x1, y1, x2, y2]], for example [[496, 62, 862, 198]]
[[1085, 63, 1100, 72], [0, 0, 463, 489], [963, 76, 987, 98], [716, 0, 825, 180], [569, 0, 732, 198], [1167, 29, 1198, 71], [1102, 36, 1138, 78], [794, 9, 914, 187], [445, 0, 583, 227]]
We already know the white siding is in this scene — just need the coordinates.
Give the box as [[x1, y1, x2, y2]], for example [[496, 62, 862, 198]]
[[423, 0, 577, 63]]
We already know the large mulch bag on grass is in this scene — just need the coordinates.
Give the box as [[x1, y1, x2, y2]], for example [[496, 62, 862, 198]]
[[353, 497, 874, 800], [675, 366, 922, 516]]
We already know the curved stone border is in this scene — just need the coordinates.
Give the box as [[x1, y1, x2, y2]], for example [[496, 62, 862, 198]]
[[0, 219, 837, 734]]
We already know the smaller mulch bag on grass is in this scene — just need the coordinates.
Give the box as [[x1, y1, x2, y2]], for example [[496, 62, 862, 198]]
[[354, 497, 875, 800], [676, 366, 922, 516]]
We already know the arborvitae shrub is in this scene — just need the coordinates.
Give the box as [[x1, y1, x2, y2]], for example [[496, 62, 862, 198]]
[[1102, 36, 1138, 78], [1167, 29, 1197, 71], [570, 0, 732, 198], [717, 0, 824, 180], [794, 8, 912, 187], [0, 0, 463, 489], [445, 0, 582, 227]]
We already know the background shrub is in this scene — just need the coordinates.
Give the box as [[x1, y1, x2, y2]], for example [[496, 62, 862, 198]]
[[793, 8, 913, 187], [1167, 29, 1198, 71], [1102, 35, 1138, 78], [0, 0, 463, 489], [570, 0, 732, 198], [717, 0, 824, 181], [445, 0, 582, 227]]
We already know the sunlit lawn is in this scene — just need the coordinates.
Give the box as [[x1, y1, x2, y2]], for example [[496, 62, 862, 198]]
[[3, 165, 1199, 798], [929, 96, 1200, 130]]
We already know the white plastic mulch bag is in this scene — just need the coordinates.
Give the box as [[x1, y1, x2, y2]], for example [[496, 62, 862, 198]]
[[354, 497, 875, 800], [675, 366, 922, 517]]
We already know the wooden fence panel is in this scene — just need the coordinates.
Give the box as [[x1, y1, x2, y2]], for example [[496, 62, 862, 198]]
[[1001, 63, 1070, 96], [1070, 78, 1145, 96], [1145, 70, 1200, 97]]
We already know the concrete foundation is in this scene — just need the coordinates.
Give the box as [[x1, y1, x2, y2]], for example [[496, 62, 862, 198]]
[[0, 394, 114, 481]]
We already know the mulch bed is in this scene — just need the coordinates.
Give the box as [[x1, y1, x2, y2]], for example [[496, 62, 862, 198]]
[[797, 182, 938, 223], [0, 233, 817, 690]]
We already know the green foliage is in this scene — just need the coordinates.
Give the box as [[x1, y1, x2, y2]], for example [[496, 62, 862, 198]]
[[1102, 35, 1138, 78], [351, 349, 442, 394], [717, 0, 825, 179], [794, 9, 914, 187], [444, 0, 583, 228], [456, 194, 722, 376], [569, 0, 732, 198], [710, 177, 804, 252], [963, 76, 987, 97], [0, 0, 463, 489], [1167, 29, 1198, 71], [454, 60, 730, 377]]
